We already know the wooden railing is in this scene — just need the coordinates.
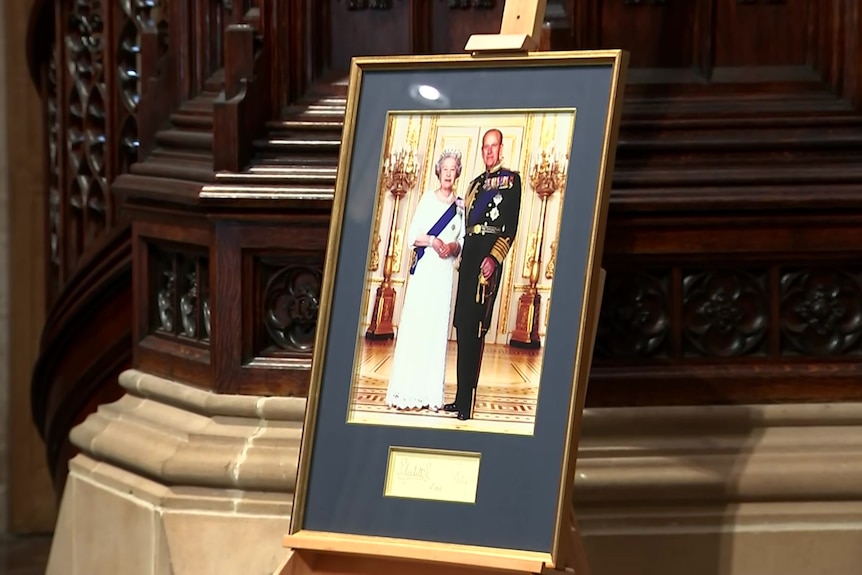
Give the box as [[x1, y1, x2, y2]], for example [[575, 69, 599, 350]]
[[25, 0, 862, 493]]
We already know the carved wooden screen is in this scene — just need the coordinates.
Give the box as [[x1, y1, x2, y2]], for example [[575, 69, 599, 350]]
[[26, 0, 862, 497], [579, 0, 862, 405]]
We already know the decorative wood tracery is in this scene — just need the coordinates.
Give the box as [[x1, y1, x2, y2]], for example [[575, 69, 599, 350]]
[[64, 0, 109, 270], [149, 247, 211, 344], [348, 0, 393, 9], [261, 264, 323, 354], [449, 0, 497, 8]]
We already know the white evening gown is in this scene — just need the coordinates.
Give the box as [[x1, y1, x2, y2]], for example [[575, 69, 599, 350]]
[[386, 190, 465, 410]]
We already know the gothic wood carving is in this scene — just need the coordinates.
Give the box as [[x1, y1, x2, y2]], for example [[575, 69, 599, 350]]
[[449, 0, 496, 8], [594, 270, 671, 359], [149, 248, 211, 344], [348, 0, 393, 9], [261, 264, 324, 354], [134, 222, 212, 390], [781, 269, 862, 356]]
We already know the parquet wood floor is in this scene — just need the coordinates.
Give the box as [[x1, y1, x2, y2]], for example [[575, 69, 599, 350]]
[[348, 340, 543, 436]]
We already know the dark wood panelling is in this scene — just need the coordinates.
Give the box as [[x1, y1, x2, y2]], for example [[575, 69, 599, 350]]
[[430, 1, 504, 54], [328, 0, 412, 72], [576, 0, 856, 94], [715, 0, 807, 68], [26, 0, 862, 494], [132, 220, 212, 388], [29, 224, 132, 493], [587, 209, 862, 406], [216, 221, 330, 396], [599, 1, 696, 69]]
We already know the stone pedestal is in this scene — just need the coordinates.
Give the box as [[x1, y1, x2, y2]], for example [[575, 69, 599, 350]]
[[46, 369, 305, 574], [45, 368, 862, 575], [574, 402, 862, 575]]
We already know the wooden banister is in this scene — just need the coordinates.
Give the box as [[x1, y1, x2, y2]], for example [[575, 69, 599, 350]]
[[213, 23, 271, 172]]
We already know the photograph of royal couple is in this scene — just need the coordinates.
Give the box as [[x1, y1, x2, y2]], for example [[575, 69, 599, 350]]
[[384, 128, 522, 421]]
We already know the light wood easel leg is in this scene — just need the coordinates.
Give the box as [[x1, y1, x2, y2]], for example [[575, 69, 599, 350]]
[[539, 508, 591, 575], [273, 549, 314, 575], [464, 0, 548, 53]]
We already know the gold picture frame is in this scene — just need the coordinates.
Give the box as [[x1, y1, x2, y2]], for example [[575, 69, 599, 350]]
[[287, 49, 628, 573]]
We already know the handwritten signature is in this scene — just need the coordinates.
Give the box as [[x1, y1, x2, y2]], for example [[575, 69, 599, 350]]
[[393, 457, 471, 494]]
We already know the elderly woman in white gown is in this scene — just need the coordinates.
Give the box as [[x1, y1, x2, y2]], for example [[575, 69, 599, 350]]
[[385, 149, 466, 411]]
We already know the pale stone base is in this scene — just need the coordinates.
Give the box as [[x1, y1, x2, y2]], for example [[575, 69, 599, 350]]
[[584, 515, 862, 575], [44, 370, 862, 575], [47, 455, 291, 575], [45, 369, 304, 575], [575, 403, 862, 575]]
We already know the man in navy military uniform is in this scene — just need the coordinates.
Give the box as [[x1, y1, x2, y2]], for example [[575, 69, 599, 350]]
[[444, 128, 522, 421]]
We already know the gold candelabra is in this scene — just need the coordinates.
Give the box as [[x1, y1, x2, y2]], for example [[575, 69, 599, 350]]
[[366, 147, 419, 339], [511, 147, 568, 348]]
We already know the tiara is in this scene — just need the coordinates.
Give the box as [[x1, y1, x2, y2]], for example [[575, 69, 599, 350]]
[[438, 148, 462, 160]]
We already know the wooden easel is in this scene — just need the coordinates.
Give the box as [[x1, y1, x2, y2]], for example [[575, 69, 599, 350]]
[[464, 0, 548, 53], [278, 516, 590, 574], [279, 1, 594, 573]]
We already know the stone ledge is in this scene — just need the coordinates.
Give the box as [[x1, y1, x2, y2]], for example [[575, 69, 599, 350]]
[[574, 402, 862, 574], [73, 370, 862, 508], [119, 369, 307, 421], [70, 369, 303, 493], [575, 402, 862, 508], [578, 500, 862, 534]]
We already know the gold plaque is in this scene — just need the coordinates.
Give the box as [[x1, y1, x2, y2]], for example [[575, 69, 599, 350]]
[[384, 447, 481, 504]]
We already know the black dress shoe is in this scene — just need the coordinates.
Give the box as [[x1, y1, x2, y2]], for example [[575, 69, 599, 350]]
[[457, 411, 471, 421], [443, 403, 458, 412]]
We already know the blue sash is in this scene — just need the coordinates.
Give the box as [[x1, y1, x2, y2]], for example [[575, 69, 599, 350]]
[[409, 202, 457, 275]]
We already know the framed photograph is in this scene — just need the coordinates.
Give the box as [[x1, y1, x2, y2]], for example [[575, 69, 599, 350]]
[[289, 50, 628, 569]]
